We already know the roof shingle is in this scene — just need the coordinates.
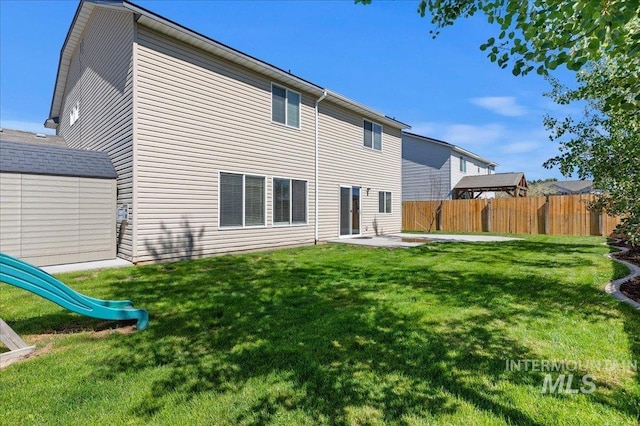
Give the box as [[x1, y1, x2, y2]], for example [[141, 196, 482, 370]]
[[0, 128, 67, 147], [0, 140, 117, 179]]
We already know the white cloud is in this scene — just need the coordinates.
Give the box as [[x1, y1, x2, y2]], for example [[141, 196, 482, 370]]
[[470, 96, 528, 117], [442, 123, 505, 145], [0, 119, 54, 134], [502, 141, 541, 154]]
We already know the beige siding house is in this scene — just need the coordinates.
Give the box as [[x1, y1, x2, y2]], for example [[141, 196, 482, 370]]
[[45, 0, 408, 263]]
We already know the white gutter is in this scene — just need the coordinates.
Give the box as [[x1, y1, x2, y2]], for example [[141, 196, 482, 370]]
[[314, 90, 328, 243]]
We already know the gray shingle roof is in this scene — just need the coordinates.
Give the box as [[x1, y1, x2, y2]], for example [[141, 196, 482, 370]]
[[0, 128, 67, 147], [550, 180, 593, 193], [454, 172, 526, 189], [0, 140, 117, 179]]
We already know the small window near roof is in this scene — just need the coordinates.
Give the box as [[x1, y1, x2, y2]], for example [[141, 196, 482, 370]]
[[364, 119, 382, 151], [272, 84, 301, 128], [460, 156, 467, 172]]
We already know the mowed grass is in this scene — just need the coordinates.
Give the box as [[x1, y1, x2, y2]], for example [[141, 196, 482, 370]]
[[1, 235, 639, 425]]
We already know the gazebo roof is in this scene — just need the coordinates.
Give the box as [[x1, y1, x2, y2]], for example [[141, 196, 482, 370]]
[[453, 172, 528, 198]]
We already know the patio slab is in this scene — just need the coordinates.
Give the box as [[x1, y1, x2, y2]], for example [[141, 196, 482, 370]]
[[391, 233, 522, 242], [42, 258, 133, 274], [327, 236, 426, 248]]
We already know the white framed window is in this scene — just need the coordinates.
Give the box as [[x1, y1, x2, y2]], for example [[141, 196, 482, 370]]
[[272, 83, 301, 128], [460, 156, 467, 172], [363, 119, 382, 151], [378, 191, 392, 214], [219, 172, 266, 228], [273, 178, 307, 225]]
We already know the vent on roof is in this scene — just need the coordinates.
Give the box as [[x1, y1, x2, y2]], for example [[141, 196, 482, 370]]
[[36, 133, 47, 138]]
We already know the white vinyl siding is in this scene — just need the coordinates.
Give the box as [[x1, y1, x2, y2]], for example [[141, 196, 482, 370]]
[[58, 7, 134, 260], [364, 119, 382, 151], [378, 191, 392, 214], [134, 25, 316, 262], [274, 178, 307, 225], [272, 84, 301, 128]]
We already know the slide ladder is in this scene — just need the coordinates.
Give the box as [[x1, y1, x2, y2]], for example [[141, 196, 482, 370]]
[[0, 253, 148, 330]]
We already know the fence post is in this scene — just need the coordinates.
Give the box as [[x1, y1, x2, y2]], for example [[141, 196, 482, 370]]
[[544, 195, 550, 235], [487, 199, 492, 232]]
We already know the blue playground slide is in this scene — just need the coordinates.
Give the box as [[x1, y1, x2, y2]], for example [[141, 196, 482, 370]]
[[0, 253, 148, 330]]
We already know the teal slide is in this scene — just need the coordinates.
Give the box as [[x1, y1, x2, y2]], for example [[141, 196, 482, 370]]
[[0, 253, 148, 330]]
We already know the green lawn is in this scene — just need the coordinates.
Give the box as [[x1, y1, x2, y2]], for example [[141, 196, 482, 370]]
[[1, 235, 639, 425]]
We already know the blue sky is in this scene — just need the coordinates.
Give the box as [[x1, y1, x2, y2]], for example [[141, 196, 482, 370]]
[[0, 0, 579, 180]]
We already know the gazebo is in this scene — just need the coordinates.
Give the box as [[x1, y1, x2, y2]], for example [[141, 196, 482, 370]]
[[453, 172, 528, 199]]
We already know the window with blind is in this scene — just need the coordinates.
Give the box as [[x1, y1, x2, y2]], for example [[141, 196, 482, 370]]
[[273, 178, 307, 225], [272, 84, 301, 128], [364, 119, 382, 151], [378, 191, 392, 214], [220, 172, 265, 227]]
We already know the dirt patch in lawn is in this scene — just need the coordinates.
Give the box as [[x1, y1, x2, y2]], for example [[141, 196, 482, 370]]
[[611, 244, 640, 303]]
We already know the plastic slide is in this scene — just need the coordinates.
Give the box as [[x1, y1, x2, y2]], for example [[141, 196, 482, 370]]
[[0, 253, 148, 330]]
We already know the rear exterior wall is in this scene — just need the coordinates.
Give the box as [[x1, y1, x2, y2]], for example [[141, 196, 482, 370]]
[[317, 102, 402, 239], [134, 25, 318, 262]]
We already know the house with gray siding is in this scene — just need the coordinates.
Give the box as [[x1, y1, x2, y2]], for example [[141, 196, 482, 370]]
[[402, 132, 498, 201], [43, 0, 408, 264]]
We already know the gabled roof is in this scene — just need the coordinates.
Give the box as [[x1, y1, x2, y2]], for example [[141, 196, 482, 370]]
[[47, 0, 410, 130], [453, 172, 528, 198], [455, 172, 526, 189], [549, 180, 593, 193], [0, 128, 67, 147], [402, 131, 498, 167], [0, 140, 117, 179]]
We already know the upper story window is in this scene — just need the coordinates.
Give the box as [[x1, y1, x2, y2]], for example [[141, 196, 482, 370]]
[[460, 156, 467, 172], [364, 119, 382, 151], [272, 84, 300, 128]]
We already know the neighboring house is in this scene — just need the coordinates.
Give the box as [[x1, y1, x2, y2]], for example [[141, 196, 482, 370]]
[[38, 0, 409, 264], [402, 132, 498, 200], [0, 135, 117, 265], [548, 180, 595, 195]]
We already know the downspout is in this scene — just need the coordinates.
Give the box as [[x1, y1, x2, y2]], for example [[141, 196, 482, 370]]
[[314, 90, 328, 244]]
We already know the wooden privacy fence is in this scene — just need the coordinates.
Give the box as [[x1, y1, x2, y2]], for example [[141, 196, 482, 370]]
[[403, 195, 622, 237]]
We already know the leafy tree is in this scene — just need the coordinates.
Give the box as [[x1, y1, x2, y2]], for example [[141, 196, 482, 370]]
[[543, 65, 640, 244]]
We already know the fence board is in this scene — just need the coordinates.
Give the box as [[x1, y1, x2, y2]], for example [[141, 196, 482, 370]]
[[403, 194, 622, 236]]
